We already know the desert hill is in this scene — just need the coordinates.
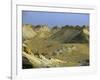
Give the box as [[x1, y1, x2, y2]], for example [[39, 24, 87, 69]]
[[50, 27, 89, 43], [22, 24, 89, 69], [23, 24, 89, 42]]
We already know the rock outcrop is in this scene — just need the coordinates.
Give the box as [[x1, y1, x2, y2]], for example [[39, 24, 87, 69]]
[[22, 44, 67, 68], [22, 24, 37, 40]]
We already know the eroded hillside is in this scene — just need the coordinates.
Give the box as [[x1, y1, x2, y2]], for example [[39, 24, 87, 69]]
[[22, 24, 89, 69]]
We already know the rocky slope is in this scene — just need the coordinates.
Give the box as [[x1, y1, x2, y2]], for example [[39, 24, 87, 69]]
[[50, 28, 89, 43], [22, 24, 89, 68]]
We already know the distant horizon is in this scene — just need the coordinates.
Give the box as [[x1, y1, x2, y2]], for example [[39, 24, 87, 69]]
[[23, 24, 89, 28], [22, 11, 89, 27]]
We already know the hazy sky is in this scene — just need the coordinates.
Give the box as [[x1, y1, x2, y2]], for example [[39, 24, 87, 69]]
[[22, 11, 89, 27]]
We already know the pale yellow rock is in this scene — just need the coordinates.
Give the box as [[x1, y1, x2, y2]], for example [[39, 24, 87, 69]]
[[83, 28, 89, 36], [22, 24, 37, 40]]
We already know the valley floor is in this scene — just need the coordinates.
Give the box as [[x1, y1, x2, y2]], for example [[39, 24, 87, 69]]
[[22, 38, 89, 68]]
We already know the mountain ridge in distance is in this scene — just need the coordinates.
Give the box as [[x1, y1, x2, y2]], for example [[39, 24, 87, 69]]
[[23, 24, 89, 43]]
